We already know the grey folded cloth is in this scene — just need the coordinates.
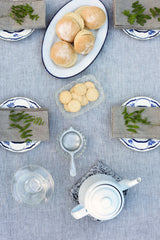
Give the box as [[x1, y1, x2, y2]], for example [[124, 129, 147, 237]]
[[112, 106, 160, 139], [0, 108, 49, 141], [113, 0, 160, 30], [0, 0, 46, 31]]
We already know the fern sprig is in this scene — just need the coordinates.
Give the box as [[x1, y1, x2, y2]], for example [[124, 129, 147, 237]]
[[122, 1, 160, 26], [10, 3, 39, 25], [9, 110, 44, 142]]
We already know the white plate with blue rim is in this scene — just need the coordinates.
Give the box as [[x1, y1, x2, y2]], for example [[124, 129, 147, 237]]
[[0, 29, 34, 41], [120, 96, 160, 152], [122, 29, 160, 40], [41, 0, 109, 79], [0, 97, 41, 152]]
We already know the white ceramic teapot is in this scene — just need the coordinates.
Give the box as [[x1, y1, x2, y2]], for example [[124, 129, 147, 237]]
[[71, 174, 141, 221]]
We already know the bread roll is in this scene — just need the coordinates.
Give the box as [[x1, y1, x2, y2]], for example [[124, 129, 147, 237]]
[[56, 15, 81, 43], [74, 29, 95, 55], [65, 12, 84, 30], [50, 41, 77, 68], [75, 6, 106, 30], [75, 6, 89, 16]]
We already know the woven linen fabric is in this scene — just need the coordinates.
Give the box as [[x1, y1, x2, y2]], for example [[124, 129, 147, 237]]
[[0, 108, 49, 141], [0, 0, 160, 240], [0, 0, 46, 31]]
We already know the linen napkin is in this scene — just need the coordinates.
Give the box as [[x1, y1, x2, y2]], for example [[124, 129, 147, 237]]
[[0, 0, 46, 31], [0, 108, 49, 141], [112, 106, 160, 138], [113, 0, 160, 29]]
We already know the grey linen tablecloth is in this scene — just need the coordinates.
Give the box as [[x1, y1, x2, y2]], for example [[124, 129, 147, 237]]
[[0, 0, 160, 240]]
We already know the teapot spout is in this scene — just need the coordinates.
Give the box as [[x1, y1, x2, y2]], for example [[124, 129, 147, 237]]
[[119, 177, 141, 191]]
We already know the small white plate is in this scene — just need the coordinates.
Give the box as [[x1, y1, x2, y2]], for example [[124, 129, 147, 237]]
[[0, 97, 41, 152], [0, 29, 34, 41], [120, 96, 160, 152], [122, 29, 160, 40], [41, 0, 108, 78]]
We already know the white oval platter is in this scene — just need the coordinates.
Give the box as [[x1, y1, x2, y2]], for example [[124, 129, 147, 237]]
[[42, 0, 109, 78]]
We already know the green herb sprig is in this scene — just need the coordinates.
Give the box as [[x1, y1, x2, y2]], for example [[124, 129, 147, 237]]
[[122, 1, 160, 26], [150, 7, 160, 21], [10, 3, 39, 25], [9, 110, 44, 142], [122, 107, 150, 133]]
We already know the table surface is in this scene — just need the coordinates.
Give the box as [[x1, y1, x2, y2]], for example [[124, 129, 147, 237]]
[[0, 0, 160, 240]]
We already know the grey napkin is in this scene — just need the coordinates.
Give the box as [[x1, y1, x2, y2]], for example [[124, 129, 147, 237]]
[[113, 0, 160, 30], [0, 108, 49, 141], [112, 106, 160, 139], [0, 0, 46, 31]]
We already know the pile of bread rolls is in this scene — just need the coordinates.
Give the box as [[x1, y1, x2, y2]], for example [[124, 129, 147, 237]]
[[50, 6, 106, 68]]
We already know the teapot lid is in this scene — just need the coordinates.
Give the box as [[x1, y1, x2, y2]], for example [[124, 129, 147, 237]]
[[85, 184, 123, 220]]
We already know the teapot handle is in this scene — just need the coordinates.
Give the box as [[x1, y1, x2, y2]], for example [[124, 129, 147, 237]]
[[71, 204, 88, 219]]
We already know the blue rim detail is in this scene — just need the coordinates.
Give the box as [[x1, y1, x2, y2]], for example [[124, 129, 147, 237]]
[[0, 97, 40, 152], [0, 141, 38, 152], [125, 97, 160, 107], [120, 138, 160, 151], [0, 29, 34, 41], [123, 29, 160, 40], [121, 96, 160, 151]]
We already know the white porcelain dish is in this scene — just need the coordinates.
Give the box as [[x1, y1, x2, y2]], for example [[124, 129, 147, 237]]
[[41, 0, 109, 78], [120, 96, 160, 152], [122, 29, 160, 40], [0, 29, 34, 41], [0, 97, 41, 152]]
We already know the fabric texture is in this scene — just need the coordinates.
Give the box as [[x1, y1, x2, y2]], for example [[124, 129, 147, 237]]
[[0, 0, 46, 31], [0, 0, 160, 240], [0, 108, 49, 141]]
